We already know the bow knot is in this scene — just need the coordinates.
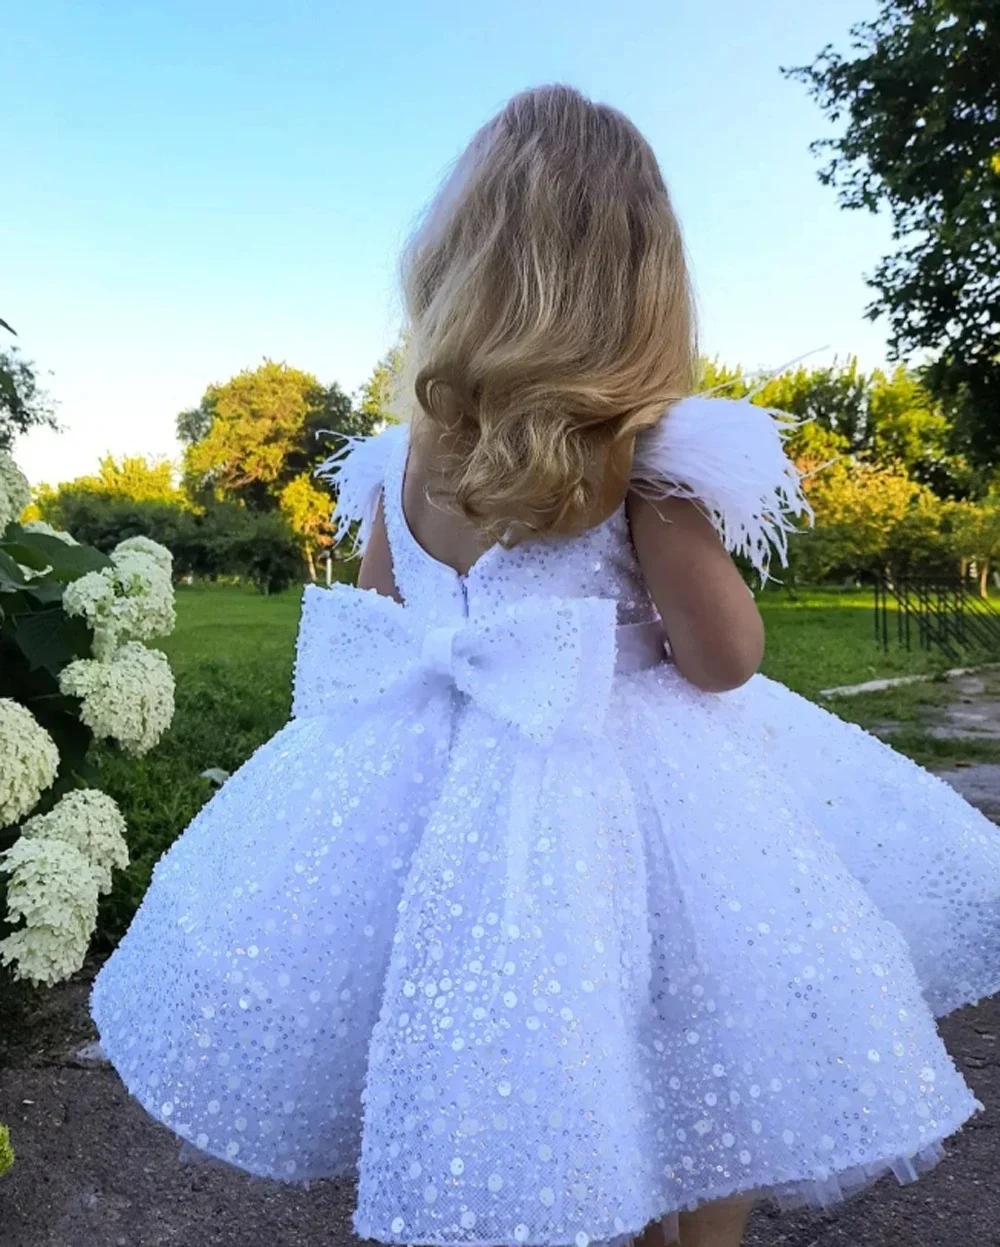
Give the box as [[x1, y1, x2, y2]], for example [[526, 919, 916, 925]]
[[293, 586, 618, 744], [421, 625, 460, 679]]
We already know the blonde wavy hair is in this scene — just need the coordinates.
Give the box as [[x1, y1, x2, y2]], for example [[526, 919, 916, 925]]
[[398, 84, 697, 542]]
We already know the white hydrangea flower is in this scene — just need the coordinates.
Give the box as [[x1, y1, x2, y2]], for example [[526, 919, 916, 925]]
[[0, 836, 99, 986], [63, 548, 175, 660], [114, 535, 172, 575], [60, 643, 175, 756], [22, 519, 78, 545], [0, 699, 60, 827], [21, 789, 129, 894], [0, 451, 31, 536], [62, 569, 115, 654]]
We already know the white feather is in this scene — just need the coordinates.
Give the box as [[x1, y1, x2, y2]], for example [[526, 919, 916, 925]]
[[631, 395, 812, 583], [314, 424, 408, 553]]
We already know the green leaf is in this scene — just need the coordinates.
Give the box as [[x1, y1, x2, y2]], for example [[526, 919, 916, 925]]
[[20, 581, 66, 605], [13, 611, 92, 673], [1, 527, 111, 580], [0, 540, 48, 571], [0, 550, 27, 586], [0, 317, 15, 336]]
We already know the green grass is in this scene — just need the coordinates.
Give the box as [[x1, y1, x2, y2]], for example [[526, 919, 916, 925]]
[[759, 587, 1000, 768], [156, 582, 304, 678], [91, 582, 985, 946], [758, 587, 951, 700]]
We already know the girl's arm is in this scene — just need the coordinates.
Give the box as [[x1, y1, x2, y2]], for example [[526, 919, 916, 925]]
[[357, 500, 401, 601], [627, 492, 764, 692]]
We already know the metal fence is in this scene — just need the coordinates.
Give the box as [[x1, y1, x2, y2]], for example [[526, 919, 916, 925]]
[[874, 575, 1000, 662]]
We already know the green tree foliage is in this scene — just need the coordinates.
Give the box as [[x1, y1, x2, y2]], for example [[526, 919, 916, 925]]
[[30, 455, 182, 528], [178, 361, 374, 509], [278, 474, 337, 581], [177, 360, 381, 577], [702, 358, 980, 584], [794, 457, 949, 583], [355, 344, 405, 428], [35, 492, 302, 595], [0, 319, 58, 451], [180, 362, 328, 510], [704, 357, 977, 494], [945, 495, 1000, 596], [787, 1, 1000, 460]]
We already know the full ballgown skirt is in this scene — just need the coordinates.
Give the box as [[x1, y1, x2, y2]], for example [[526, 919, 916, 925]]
[[93, 407, 1000, 1246]]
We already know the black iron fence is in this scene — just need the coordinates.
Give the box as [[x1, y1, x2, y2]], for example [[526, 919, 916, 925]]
[[874, 575, 1000, 661]]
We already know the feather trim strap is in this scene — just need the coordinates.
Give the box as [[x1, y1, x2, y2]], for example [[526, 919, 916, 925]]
[[631, 395, 811, 583], [315, 423, 408, 552]]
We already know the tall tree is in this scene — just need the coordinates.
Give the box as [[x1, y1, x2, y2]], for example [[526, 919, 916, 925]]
[[355, 344, 405, 428], [179, 361, 356, 510], [786, 1, 1000, 460], [0, 319, 58, 450], [278, 474, 335, 582], [177, 359, 379, 577]]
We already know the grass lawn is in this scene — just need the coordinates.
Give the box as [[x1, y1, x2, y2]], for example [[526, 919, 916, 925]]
[[759, 588, 951, 700], [91, 581, 979, 946]]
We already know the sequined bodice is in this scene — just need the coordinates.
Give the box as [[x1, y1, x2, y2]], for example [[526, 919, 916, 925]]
[[382, 426, 656, 627]]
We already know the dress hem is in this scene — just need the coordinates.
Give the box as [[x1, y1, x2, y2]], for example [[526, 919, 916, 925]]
[[93, 998, 978, 1247], [352, 1118, 973, 1247]]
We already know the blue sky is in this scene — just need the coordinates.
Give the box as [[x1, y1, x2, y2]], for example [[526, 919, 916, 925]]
[[4, 0, 890, 485]]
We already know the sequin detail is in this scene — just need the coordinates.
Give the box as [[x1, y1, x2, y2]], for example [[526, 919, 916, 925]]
[[93, 424, 999, 1247]]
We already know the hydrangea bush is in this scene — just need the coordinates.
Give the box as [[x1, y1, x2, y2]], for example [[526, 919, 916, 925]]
[[0, 448, 177, 987]]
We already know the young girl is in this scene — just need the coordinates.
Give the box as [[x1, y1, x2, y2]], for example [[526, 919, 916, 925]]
[[93, 87, 1000, 1247]]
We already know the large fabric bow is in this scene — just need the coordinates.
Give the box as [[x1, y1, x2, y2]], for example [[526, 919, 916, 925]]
[[292, 585, 618, 744]]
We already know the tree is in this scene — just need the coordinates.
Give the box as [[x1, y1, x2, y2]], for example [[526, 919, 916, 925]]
[[177, 360, 383, 576], [787, 2, 1000, 460], [355, 344, 404, 429], [69, 454, 179, 503], [279, 474, 336, 581], [703, 356, 981, 498], [178, 361, 369, 511], [946, 495, 1000, 596], [180, 362, 325, 511], [29, 454, 183, 531], [0, 319, 58, 450], [796, 458, 947, 581], [866, 366, 978, 496]]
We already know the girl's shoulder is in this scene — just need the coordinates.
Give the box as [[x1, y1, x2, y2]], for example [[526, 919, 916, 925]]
[[631, 395, 810, 582]]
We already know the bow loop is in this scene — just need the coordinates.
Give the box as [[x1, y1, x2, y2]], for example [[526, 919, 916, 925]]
[[293, 585, 617, 744]]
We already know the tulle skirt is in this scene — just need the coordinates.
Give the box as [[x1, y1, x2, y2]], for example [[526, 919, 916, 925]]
[[92, 666, 1000, 1246]]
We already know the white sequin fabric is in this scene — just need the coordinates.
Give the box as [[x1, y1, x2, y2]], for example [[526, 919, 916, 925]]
[[93, 423, 1000, 1247]]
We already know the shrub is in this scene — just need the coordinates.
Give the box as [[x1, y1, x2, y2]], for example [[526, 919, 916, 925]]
[[0, 449, 178, 987], [36, 491, 304, 593]]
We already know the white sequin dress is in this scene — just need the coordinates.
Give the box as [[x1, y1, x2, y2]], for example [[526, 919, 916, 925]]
[[93, 400, 1000, 1247]]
